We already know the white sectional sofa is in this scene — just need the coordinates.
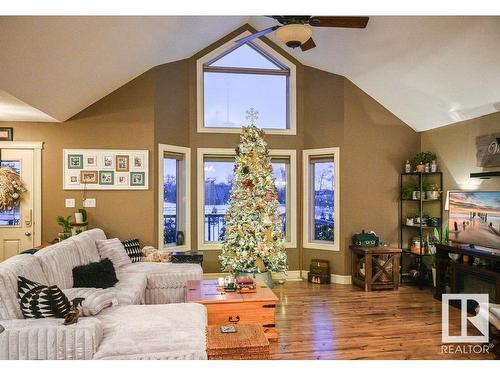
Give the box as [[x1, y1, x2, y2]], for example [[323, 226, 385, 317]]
[[0, 229, 207, 360]]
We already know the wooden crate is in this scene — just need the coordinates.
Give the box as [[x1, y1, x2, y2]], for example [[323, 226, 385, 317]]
[[207, 324, 270, 360]]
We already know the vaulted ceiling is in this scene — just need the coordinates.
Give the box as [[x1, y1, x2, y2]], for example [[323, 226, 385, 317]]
[[1, 16, 499, 131]]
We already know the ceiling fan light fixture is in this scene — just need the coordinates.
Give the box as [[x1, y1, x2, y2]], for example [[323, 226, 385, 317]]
[[276, 24, 313, 49]]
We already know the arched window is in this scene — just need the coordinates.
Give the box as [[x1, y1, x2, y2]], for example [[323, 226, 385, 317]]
[[197, 33, 296, 134]]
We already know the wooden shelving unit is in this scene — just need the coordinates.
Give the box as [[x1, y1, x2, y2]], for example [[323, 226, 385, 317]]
[[399, 172, 443, 288]]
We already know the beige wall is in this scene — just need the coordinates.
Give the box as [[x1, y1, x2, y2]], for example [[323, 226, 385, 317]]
[[2, 71, 156, 245], [1, 24, 421, 276], [421, 112, 500, 194]]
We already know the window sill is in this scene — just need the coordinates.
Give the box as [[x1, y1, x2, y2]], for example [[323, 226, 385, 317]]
[[197, 127, 296, 136], [303, 241, 339, 252], [163, 244, 191, 252]]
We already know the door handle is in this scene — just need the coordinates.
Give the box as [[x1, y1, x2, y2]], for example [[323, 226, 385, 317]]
[[25, 232, 32, 237], [228, 315, 240, 323], [25, 209, 32, 228]]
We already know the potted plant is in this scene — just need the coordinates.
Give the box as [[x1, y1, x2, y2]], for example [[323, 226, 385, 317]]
[[402, 183, 417, 200], [74, 208, 87, 224], [410, 152, 437, 172], [423, 181, 441, 200], [56, 215, 73, 241]]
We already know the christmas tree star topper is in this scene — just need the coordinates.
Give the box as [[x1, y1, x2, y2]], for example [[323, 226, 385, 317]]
[[245, 107, 259, 125]]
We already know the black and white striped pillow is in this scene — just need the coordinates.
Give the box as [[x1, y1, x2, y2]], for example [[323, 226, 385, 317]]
[[17, 276, 71, 319], [121, 238, 143, 263]]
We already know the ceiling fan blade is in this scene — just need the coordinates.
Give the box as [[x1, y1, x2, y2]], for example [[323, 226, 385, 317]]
[[234, 26, 280, 45], [300, 38, 316, 51], [310, 16, 369, 28]]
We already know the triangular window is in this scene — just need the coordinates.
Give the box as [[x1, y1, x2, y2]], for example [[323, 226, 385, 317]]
[[207, 43, 286, 71]]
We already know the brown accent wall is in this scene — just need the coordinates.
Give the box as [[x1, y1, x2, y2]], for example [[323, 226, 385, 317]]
[[2, 71, 156, 245], [421, 112, 500, 194]]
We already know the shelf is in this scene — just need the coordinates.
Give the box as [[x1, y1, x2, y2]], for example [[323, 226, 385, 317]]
[[402, 249, 433, 257], [401, 198, 441, 202], [401, 172, 442, 176], [402, 224, 440, 229]]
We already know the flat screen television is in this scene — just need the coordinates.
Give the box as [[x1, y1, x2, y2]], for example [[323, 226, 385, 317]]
[[448, 191, 500, 250]]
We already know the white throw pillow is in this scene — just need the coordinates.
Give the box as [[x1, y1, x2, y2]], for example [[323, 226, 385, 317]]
[[96, 238, 131, 269]]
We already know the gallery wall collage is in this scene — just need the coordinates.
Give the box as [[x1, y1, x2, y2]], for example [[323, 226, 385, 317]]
[[63, 149, 149, 190]]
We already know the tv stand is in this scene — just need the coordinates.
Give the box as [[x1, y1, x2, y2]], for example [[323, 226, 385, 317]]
[[435, 243, 500, 304]]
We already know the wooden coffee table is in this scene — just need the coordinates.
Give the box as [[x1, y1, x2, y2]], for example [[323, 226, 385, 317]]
[[186, 279, 278, 341]]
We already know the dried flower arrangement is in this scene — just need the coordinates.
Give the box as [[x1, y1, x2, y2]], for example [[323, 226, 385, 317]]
[[0, 167, 27, 210]]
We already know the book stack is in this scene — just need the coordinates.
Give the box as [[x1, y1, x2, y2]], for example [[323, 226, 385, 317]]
[[235, 276, 256, 293]]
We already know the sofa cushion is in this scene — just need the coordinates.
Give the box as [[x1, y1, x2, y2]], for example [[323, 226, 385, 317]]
[[68, 232, 100, 265], [119, 262, 203, 288], [63, 288, 118, 316], [121, 238, 143, 263], [96, 238, 131, 269], [93, 304, 207, 360], [84, 228, 107, 243], [72, 258, 118, 289], [35, 241, 84, 289], [18, 276, 71, 319], [113, 272, 147, 305], [0, 254, 48, 319]]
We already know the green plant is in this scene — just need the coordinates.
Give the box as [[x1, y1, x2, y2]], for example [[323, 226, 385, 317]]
[[422, 180, 440, 192], [402, 183, 418, 200], [410, 151, 437, 169], [78, 208, 87, 222], [56, 215, 72, 234]]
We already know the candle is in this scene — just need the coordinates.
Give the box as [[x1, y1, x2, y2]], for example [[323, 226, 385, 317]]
[[217, 277, 225, 287]]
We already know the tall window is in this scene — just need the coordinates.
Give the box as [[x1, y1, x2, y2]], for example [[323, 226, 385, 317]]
[[197, 33, 296, 134], [198, 148, 296, 250], [159, 145, 190, 250], [0, 161, 21, 227], [303, 148, 340, 251]]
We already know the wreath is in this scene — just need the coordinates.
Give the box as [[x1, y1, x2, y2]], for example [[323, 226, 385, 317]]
[[0, 167, 27, 210]]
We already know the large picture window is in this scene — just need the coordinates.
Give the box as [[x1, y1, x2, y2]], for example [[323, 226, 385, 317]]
[[197, 148, 296, 250], [158, 144, 190, 250], [303, 148, 340, 251], [197, 32, 296, 134]]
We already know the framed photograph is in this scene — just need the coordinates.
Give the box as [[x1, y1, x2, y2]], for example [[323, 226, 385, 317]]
[[68, 154, 84, 169], [85, 155, 97, 167], [0, 128, 13, 141], [116, 173, 129, 185], [130, 171, 145, 186], [80, 170, 98, 184], [116, 155, 129, 171], [68, 175, 79, 185], [133, 154, 144, 169], [99, 171, 114, 185], [103, 155, 114, 169]]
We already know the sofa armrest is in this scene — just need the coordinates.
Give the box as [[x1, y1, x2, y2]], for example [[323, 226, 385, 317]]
[[0, 317, 103, 360]]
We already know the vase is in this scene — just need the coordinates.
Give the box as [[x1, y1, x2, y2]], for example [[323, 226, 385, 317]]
[[432, 267, 436, 287], [236, 271, 273, 288]]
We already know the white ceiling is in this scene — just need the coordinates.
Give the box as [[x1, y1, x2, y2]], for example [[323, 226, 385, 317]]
[[0, 16, 499, 131]]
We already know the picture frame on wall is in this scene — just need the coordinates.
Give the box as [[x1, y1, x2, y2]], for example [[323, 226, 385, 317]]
[[99, 171, 114, 185], [130, 171, 145, 186], [116, 173, 129, 185], [68, 154, 84, 169], [103, 155, 114, 169], [80, 170, 98, 184], [63, 149, 148, 190], [133, 154, 144, 169], [85, 155, 98, 167], [0, 128, 13, 141], [116, 155, 129, 171]]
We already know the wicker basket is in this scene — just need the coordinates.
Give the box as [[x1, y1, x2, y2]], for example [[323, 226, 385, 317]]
[[207, 324, 270, 360]]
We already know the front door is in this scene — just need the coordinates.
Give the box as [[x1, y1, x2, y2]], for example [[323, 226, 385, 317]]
[[0, 148, 35, 260]]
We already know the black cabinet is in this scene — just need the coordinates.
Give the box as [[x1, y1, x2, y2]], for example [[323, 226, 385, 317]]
[[170, 251, 203, 265]]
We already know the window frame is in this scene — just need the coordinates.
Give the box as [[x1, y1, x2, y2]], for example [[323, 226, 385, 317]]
[[197, 148, 297, 251], [302, 147, 340, 251], [196, 31, 297, 135], [158, 144, 191, 251]]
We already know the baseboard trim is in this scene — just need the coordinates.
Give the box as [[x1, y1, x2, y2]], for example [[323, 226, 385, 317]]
[[203, 271, 351, 284]]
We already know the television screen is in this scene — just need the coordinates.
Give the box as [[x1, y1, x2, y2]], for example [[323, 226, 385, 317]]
[[448, 191, 500, 250]]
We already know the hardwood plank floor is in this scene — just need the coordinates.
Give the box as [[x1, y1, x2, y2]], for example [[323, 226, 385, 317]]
[[269, 281, 495, 360]]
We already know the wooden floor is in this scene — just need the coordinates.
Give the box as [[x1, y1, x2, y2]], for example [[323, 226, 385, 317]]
[[269, 281, 494, 360]]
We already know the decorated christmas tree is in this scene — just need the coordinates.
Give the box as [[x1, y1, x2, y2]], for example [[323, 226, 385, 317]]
[[219, 109, 288, 275]]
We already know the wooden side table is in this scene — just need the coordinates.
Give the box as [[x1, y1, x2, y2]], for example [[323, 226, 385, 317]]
[[350, 246, 401, 291]]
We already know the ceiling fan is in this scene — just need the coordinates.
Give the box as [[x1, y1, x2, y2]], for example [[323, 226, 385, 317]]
[[235, 16, 369, 51]]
